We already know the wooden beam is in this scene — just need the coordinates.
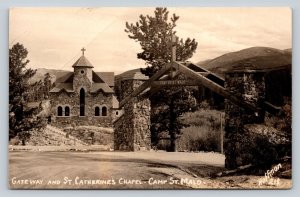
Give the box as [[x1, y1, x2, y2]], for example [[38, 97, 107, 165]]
[[196, 72, 209, 77], [171, 35, 178, 62], [194, 63, 225, 81], [263, 101, 283, 115], [220, 113, 224, 154], [119, 60, 263, 113], [152, 79, 199, 87], [137, 86, 161, 101], [172, 61, 260, 112], [119, 63, 172, 108]]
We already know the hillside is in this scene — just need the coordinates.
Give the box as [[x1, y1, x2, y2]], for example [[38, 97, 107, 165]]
[[10, 125, 88, 146], [28, 68, 71, 84], [31, 47, 291, 83], [196, 46, 291, 106], [197, 47, 291, 75]]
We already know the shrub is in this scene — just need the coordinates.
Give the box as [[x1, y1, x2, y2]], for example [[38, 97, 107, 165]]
[[177, 109, 224, 152], [180, 109, 223, 129], [176, 125, 221, 152], [155, 109, 224, 152], [265, 97, 291, 136]]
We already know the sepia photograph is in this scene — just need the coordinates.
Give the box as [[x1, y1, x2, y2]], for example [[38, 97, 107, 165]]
[[8, 7, 292, 189]]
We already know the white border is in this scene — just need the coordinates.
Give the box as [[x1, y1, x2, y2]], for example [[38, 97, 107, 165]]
[[1, 0, 299, 196]]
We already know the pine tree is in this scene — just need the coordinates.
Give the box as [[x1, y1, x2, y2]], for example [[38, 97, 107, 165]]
[[9, 43, 46, 144], [43, 72, 53, 98], [125, 7, 198, 151]]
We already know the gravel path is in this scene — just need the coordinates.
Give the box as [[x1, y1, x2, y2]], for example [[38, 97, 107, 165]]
[[9, 150, 291, 189]]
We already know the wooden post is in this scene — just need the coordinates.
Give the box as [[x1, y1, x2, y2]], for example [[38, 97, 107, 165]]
[[171, 34, 177, 62], [220, 112, 224, 154]]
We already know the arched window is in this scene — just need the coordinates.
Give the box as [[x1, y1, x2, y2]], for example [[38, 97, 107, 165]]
[[80, 88, 85, 116], [116, 111, 119, 116], [95, 106, 100, 116], [57, 106, 62, 116], [65, 106, 70, 116], [102, 106, 107, 116]]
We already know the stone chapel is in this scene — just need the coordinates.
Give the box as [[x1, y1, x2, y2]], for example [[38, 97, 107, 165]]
[[49, 48, 120, 128]]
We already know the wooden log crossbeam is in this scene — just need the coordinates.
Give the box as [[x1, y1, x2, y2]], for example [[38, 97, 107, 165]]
[[119, 63, 172, 108], [186, 63, 281, 113], [119, 61, 260, 112], [172, 61, 260, 112], [196, 72, 209, 76], [152, 79, 199, 87], [137, 86, 161, 101], [118, 60, 281, 114]]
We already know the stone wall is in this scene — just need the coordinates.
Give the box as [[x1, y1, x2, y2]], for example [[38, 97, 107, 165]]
[[241, 124, 290, 167], [49, 91, 114, 128], [73, 67, 93, 91], [224, 69, 266, 169], [114, 79, 151, 151]]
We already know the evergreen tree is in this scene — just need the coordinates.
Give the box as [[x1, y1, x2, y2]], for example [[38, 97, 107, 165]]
[[125, 7, 198, 151], [43, 72, 53, 98], [9, 43, 46, 143]]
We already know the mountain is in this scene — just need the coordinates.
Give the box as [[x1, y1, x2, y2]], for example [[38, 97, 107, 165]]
[[197, 46, 292, 106], [197, 47, 292, 75], [29, 68, 70, 84]]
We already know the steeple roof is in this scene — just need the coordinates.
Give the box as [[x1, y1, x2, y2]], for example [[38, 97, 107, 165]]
[[72, 48, 94, 68], [72, 55, 94, 68]]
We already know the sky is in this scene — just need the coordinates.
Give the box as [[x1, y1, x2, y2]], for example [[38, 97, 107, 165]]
[[9, 7, 292, 74]]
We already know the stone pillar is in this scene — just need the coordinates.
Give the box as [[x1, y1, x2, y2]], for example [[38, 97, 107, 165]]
[[114, 79, 151, 151], [224, 68, 265, 169]]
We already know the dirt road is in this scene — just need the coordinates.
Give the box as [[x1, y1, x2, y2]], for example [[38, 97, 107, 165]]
[[9, 150, 291, 189]]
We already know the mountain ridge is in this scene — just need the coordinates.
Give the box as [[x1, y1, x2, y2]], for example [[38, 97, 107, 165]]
[[30, 46, 291, 83], [197, 46, 291, 75]]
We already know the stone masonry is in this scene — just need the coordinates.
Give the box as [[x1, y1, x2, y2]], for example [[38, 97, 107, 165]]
[[50, 91, 114, 128], [224, 68, 266, 169], [114, 79, 151, 151]]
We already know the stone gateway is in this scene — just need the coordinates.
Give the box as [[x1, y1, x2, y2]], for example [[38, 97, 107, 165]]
[[48, 48, 287, 171], [113, 59, 285, 170]]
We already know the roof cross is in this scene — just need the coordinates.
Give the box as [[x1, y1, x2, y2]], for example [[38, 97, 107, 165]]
[[81, 47, 86, 56]]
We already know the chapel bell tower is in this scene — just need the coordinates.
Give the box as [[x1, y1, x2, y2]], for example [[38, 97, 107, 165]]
[[72, 48, 94, 92]]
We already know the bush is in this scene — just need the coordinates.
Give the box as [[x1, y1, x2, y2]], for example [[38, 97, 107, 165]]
[[176, 109, 224, 152], [180, 109, 223, 129], [176, 125, 221, 152], [155, 109, 224, 152], [9, 137, 20, 145], [156, 138, 171, 151], [265, 97, 291, 136]]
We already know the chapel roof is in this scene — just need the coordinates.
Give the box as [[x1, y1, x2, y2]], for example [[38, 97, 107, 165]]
[[96, 72, 114, 87], [49, 83, 74, 93], [54, 71, 114, 87], [90, 83, 114, 93], [50, 48, 115, 93], [49, 82, 114, 94], [50, 71, 115, 93], [112, 96, 119, 109], [72, 55, 94, 68]]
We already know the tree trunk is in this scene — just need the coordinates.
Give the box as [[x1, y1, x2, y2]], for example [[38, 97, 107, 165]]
[[168, 100, 176, 152], [169, 132, 176, 152]]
